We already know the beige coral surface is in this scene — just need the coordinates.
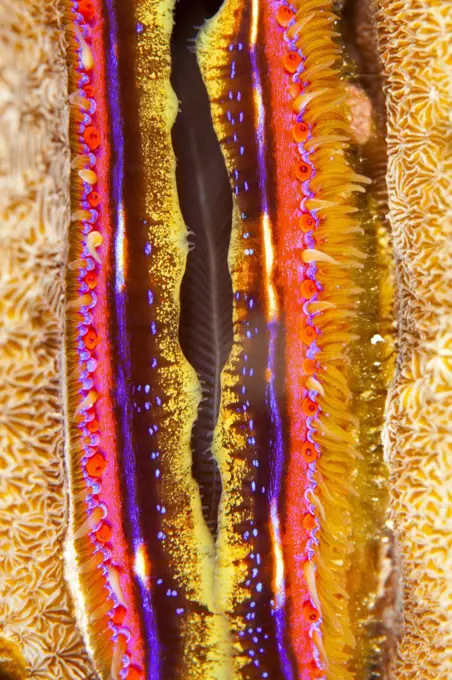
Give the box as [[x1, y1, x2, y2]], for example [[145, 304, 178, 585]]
[[0, 1, 95, 678], [374, 0, 452, 677]]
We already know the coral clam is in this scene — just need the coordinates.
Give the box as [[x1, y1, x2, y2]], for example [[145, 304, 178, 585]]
[[0, 0, 451, 679]]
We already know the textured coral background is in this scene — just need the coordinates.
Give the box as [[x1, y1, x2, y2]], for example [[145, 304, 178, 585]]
[[375, 0, 452, 677], [0, 1, 95, 677]]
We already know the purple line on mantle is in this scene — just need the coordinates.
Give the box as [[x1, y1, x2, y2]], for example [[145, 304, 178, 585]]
[[104, 0, 161, 676], [250, 22, 294, 676]]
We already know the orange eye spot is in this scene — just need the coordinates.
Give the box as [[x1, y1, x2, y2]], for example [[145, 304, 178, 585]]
[[302, 396, 318, 416], [276, 5, 294, 27], [111, 604, 127, 626], [300, 213, 315, 232], [301, 441, 318, 462], [88, 191, 100, 207], [85, 271, 98, 289], [95, 521, 112, 544], [289, 82, 302, 99], [310, 662, 325, 679], [302, 602, 320, 623], [84, 84, 94, 98], [83, 125, 100, 150], [283, 52, 302, 74], [303, 513, 317, 531], [85, 452, 106, 478], [125, 668, 144, 680], [292, 122, 309, 143], [84, 329, 98, 350], [295, 161, 312, 181], [79, 0, 95, 20], [87, 418, 99, 433], [300, 324, 317, 344], [303, 358, 318, 376], [301, 279, 317, 300]]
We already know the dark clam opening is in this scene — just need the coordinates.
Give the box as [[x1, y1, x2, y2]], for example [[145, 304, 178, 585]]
[[171, 0, 233, 537]]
